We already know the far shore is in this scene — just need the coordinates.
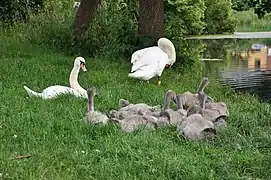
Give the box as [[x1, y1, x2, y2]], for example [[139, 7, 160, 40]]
[[185, 31, 271, 39]]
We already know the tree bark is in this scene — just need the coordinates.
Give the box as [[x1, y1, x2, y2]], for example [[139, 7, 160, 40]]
[[74, 0, 100, 35], [138, 0, 164, 40]]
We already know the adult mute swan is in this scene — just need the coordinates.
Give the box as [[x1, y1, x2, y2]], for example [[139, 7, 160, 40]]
[[131, 38, 176, 67], [128, 37, 176, 85], [23, 57, 88, 100]]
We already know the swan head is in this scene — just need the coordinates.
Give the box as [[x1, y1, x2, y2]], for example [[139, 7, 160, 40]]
[[74, 57, 87, 72], [197, 77, 209, 92], [157, 38, 176, 67], [163, 90, 177, 111], [73, 2, 80, 8]]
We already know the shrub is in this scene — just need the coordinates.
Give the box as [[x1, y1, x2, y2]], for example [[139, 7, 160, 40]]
[[0, 0, 76, 25], [164, 0, 206, 70], [203, 0, 237, 34], [231, 0, 250, 12], [165, 0, 206, 36]]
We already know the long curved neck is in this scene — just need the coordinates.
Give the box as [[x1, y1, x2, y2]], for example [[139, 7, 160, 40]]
[[197, 77, 208, 92], [163, 92, 174, 111], [158, 40, 176, 65], [199, 92, 206, 109], [167, 46, 176, 65], [176, 94, 183, 110], [87, 90, 94, 112], [163, 97, 171, 111], [69, 65, 83, 90]]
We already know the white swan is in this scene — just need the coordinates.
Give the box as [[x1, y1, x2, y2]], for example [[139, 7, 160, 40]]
[[128, 37, 176, 85], [23, 57, 88, 100]]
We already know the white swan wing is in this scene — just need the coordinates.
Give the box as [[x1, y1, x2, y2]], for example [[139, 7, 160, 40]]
[[129, 48, 168, 80], [131, 47, 166, 72], [128, 67, 156, 80], [131, 49, 144, 64], [131, 46, 160, 64], [42, 85, 87, 99], [155, 53, 168, 77]]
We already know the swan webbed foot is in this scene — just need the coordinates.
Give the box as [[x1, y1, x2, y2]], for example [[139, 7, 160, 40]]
[[157, 76, 161, 86], [158, 80, 161, 85]]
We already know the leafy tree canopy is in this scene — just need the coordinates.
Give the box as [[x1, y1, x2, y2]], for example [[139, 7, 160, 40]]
[[232, 0, 271, 18], [249, 0, 271, 18]]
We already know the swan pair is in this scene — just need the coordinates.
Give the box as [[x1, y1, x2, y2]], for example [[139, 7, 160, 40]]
[[24, 57, 88, 100], [128, 37, 176, 85]]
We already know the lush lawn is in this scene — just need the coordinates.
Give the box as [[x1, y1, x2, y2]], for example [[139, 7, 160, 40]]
[[1, 31, 271, 180]]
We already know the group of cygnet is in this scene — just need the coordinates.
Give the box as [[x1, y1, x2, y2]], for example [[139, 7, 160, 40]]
[[83, 77, 229, 141]]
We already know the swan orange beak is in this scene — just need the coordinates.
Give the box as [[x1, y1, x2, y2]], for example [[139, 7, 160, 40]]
[[80, 64, 87, 72]]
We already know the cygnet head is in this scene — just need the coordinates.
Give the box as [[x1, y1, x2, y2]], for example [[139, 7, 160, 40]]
[[119, 99, 130, 108], [74, 57, 87, 72], [197, 77, 209, 92], [157, 37, 176, 67]]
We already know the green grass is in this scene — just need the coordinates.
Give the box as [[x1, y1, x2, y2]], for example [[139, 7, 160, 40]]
[[1, 25, 271, 180], [234, 10, 271, 32]]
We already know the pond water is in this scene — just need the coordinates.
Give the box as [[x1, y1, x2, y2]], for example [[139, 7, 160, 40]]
[[198, 38, 271, 103]]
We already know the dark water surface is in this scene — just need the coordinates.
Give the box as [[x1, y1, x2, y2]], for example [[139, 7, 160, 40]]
[[199, 38, 271, 102]]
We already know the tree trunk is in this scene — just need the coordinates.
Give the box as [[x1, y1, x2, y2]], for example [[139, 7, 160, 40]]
[[74, 0, 100, 35], [138, 0, 164, 40]]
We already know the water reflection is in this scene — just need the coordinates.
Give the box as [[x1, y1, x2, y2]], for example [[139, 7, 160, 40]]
[[199, 39, 271, 102], [239, 44, 271, 70]]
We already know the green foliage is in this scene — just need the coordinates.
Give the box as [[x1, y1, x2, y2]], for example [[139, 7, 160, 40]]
[[0, 0, 41, 24], [160, 0, 206, 70], [42, 0, 75, 11], [0, 0, 75, 25], [75, 0, 139, 57], [203, 0, 237, 34], [234, 10, 271, 32], [164, 0, 206, 36], [231, 0, 250, 11], [0, 0, 237, 72], [232, 0, 271, 19], [249, 0, 271, 18]]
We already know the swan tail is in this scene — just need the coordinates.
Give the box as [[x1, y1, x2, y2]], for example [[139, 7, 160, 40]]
[[128, 72, 140, 79], [23, 85, 43, 98]]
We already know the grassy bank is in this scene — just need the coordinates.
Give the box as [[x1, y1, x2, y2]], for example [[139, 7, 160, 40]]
[[1, 25, 271, 179], [234, 10, 271, 32]]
